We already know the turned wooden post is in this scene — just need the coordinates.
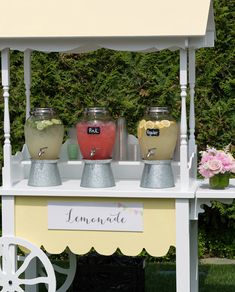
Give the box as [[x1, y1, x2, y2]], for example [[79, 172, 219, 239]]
[[24, 49, 32, 120], [189, 48, 196, 157], [180, 49, 189, 190], [1, 48, 12, 187]]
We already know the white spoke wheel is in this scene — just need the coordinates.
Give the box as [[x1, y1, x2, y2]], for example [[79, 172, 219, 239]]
[[0, 236, 56, 292], [39, 249, 77, 292]]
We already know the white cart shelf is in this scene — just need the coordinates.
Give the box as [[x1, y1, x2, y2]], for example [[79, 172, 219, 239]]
[[6, 149, 196, 197], [0, 178, 197, 198], [196, 178, 235, 199]]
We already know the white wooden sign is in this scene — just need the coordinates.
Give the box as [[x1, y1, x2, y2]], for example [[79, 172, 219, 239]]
[[48, 201, 143, 232]]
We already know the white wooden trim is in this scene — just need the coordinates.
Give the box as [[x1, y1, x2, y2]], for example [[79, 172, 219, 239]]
[[0, 35, 214, 53], [24, 49, 32, 120], [176, 199, 190, 292], [190, 220, 198, 292], [190, 198, 211, 221], [0, 179, 197, 198], [180, 49, 189, 190], [1, 197, 16, 278], [1, 48, 12, 187], [2, 195, 15, 275], [189, 49, 196, 157], [2, 196, 15, 236]]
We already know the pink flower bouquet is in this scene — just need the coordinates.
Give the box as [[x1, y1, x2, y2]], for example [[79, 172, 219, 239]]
[[198, 146, 235, 179]]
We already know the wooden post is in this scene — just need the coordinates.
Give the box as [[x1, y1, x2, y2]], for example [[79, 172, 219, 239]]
[[189, 49, 196, 157], [190, 220, 199, 292], [176, 199, 190, 292], [24, 49, 32, 120], [1, 48, 12, 187], [180, 49, 189, 190], [2, 195, 16, 275]]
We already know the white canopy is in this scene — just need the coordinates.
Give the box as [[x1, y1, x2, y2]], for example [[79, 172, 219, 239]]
[[0, 0, 215, 52]]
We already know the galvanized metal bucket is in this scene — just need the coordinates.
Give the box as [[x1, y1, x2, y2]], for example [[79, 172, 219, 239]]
[[140, 160, 175, 189], [81, 159, 115, 188], [28, 160, 62, 187]]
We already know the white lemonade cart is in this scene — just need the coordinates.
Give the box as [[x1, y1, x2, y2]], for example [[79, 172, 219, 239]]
[[0, 1, 225, 291]]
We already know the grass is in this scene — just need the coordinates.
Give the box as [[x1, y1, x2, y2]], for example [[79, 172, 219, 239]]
[[145, 263, 235, 292], [145, 263, 176, 292]]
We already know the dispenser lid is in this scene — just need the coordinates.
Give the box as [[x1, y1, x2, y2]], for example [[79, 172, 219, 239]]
[[31, 108, 56, 116], [146, 107, 169, 114], [85, 107, 108, 114]]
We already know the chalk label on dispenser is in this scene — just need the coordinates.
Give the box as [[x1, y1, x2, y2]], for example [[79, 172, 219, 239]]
[[87, 127, 100, 135], [146, 128, 160, 136]]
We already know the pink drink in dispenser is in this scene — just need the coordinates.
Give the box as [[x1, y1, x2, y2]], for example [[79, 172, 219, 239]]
[[77, 107, 116, 188], [76, 107, 116, 160]]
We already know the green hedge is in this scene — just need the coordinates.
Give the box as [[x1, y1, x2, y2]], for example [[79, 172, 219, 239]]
[[0, 0, 234, 257]]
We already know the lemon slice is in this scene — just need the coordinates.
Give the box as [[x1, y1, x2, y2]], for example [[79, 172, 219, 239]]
[[155, 121, 160, 127], [160, 120, 171, 128], [157, 123, 164, 129], [139, 119, 146, 129], [36, 121, 45, 130], [145, 121, 155, 129], [44, 120, 53, 126]]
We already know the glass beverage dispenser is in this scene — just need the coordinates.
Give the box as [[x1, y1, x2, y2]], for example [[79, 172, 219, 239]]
[[25, 108, 64, 186], [137, 107, 178, 188], [76, 107, 116, 187]]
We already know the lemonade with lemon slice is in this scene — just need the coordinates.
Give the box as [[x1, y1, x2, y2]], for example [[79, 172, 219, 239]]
[[137, 107, 178, 160], [24, 108, 64, 159]]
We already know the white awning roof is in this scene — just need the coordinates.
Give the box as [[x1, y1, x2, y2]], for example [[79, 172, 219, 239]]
[[0, 0, 215, 52]]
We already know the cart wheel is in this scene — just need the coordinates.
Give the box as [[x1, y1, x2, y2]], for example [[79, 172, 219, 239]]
[[0, 236, 56, 292], [39, 249, 77, 292]]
